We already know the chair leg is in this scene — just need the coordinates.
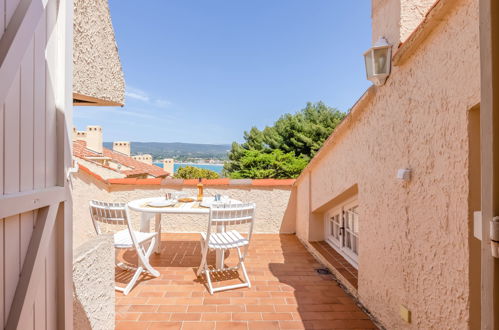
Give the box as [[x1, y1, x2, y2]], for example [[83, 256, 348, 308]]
[[205, 268, 214, 295], [123, 266, 143, 295], [197, 242, 208, 277], [137, 238, 160, 277], [203, 247, 251, 294], [237, 247, 251, 288]]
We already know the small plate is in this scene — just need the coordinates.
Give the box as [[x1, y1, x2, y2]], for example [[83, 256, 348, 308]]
[[147, 199, 176, 208]]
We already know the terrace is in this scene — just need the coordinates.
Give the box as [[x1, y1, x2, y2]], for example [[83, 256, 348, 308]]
[[71, 167, 377, 329], [114, 234, 375, 330]]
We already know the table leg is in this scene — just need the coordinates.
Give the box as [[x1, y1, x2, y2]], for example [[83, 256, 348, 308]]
[[154, 213, 161, 254], [140, 212, 152, 232], [216, 223, 225, 269]]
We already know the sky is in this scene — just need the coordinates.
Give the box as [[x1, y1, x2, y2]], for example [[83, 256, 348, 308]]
[[74, 1, 372, 144]]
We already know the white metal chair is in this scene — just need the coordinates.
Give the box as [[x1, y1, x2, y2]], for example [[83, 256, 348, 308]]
[[197, 202, 256, 294], [89, 200, 160, 295]]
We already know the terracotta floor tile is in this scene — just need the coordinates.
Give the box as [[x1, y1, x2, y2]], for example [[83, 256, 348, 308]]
[[245, 305, 274, 312], [157, 305, 188, 313], [215, 321, 248, 330], [247, 320, 280, 329], [170, 312, 202, 321], [182, 321, 216, 329], [115, 234, 374, 329], [116, 305, 130, 312], [128, 305, 158, 313], [261, 312, 293, 321], [188, 305, 217, 312], [138, 313, 172, 321], [116, 321, 151, 330], [232, 312, 262, 321], [217, 305, 245, 313], [278, 320, 306, 329], [116, 312, 141, 321], [147, 321, 183, 329], [203, 298, 230, 305], [202, 312, 232, 321]]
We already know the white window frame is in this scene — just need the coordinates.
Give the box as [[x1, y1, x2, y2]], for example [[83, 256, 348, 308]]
[[324, 197, 359, 269]]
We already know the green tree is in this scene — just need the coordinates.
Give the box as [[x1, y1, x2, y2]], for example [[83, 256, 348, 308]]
[[174, 166, 220, 179], [229, 149, 308, 179], [224, 102, 345, 178]]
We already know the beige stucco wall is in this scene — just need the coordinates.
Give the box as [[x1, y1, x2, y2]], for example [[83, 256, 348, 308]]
[[296, 0, 479, 329], [372, 0, 437, 46], [399, 0, 436, 41], [73, 235, 115, 330], [72, 171, 296, 249], [73, 0, 125, 105]]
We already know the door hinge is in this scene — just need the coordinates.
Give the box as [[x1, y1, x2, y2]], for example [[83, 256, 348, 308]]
[[491, 216, 499, 258]]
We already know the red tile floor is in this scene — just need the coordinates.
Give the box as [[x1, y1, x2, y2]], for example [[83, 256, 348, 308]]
[[115, 234, 376, 330]]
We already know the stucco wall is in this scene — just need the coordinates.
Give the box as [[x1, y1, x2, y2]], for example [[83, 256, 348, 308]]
[[372, 0, 437, 46], [295, 1, 479, 329], [72, 171, 296, 249], [73, 235, 115, 330], [77, 158, 124, 179], [73, 0, 125, 105]]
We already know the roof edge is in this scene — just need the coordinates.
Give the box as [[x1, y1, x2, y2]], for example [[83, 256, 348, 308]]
[[393, 0, 463, 66], [294, 85, 377, 186], [77, 164, 295, 189]]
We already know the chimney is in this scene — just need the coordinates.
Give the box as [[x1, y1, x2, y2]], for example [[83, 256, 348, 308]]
[[113, 141, 131, 156], [132, 154, 153, 165], [72, 127, 87, 142], [163, 158, 175, 175], [86, 125, 103, 154]]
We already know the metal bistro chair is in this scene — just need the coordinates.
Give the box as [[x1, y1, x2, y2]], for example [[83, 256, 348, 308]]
[[89, 200, 160, 295], [197, 202, 256, 294]]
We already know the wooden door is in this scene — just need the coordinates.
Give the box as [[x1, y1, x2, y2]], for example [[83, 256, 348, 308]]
[[0, 0, 73, 329]]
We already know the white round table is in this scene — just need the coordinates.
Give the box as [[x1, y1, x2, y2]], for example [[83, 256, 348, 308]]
[[127, 196, 240, 269]]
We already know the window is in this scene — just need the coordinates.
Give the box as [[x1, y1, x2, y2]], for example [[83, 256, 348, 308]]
[[325, 198, 359, 268]]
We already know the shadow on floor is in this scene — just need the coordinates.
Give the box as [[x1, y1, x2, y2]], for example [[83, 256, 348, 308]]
[[115, 234, 377, 329]]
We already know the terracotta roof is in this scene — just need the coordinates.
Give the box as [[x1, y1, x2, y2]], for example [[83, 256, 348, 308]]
[[77, 164, 295, 188], [73, 140, 168, 178]]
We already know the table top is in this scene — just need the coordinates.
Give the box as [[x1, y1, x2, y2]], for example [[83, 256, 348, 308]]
[[127, 196, 240, 215]]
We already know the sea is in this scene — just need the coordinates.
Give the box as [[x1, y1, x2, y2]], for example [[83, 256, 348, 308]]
[[154, 162, 224, 174]]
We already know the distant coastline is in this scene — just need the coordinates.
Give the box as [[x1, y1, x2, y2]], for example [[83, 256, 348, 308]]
[[154, 162, 224, 174], [175, 162, 224, 165]]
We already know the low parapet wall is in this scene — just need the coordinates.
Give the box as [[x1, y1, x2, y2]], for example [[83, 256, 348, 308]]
[[73, 165, 297, 249]]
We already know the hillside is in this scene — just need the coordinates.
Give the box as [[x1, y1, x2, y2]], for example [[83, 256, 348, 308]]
[[103, 142, 230, 160]]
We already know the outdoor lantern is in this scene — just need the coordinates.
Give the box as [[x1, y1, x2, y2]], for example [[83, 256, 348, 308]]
[[363, 37, 392, 86]]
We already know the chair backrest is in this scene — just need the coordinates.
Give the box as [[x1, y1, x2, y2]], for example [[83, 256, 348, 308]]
[[89, 200, 128, 235], [207, 203, 256, 241]]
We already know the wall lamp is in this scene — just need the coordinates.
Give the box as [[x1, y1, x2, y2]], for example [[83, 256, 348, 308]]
[[364, 37, 392, 86]]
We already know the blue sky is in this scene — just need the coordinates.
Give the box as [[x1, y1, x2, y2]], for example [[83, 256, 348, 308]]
[[74, 1, 372, 144]]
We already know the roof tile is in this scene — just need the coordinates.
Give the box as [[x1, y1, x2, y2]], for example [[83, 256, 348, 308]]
[[73, 140, 168, 178]]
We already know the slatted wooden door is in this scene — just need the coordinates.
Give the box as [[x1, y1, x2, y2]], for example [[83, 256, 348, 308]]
[[0, 0, 73, 329]]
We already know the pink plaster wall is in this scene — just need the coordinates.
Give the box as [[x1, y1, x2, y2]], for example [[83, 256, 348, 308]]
[[295, 0, 479, 329]]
